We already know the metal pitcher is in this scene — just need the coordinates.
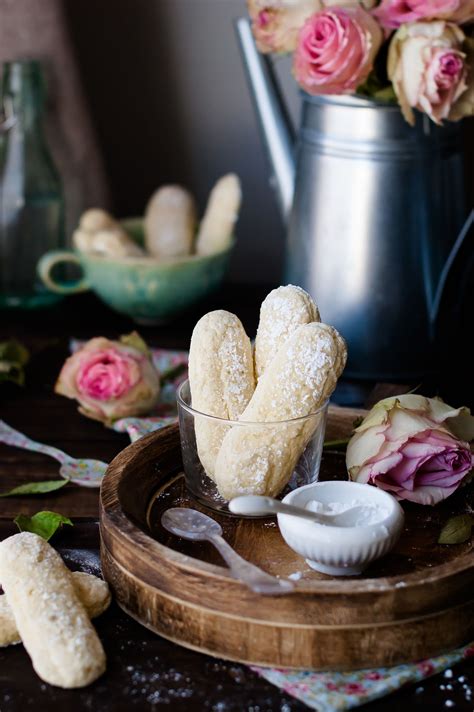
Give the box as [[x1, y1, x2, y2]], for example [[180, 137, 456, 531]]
[[236, 18, 472, 384]]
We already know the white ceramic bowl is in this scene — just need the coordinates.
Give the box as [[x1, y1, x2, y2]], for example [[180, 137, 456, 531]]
[[277, 481, 404, 576]]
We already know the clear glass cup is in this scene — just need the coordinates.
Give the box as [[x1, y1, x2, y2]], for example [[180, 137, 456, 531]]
[[177, 379, 328, 515]]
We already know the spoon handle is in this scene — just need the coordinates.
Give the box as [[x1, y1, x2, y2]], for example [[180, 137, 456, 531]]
[[208, 534, 293, 596], [230, 495, 326, 523], [0, 419, 72, 463]]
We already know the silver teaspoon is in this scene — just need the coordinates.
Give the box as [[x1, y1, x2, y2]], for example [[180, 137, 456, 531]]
[[161, 508, 294, 596], [229, 495, 371, 527]]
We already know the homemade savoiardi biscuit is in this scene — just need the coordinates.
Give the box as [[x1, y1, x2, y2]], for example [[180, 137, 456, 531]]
[[254, 285, 320, 380], [188, 310, 255, 479], [0, 571, 111, 648], [195, 174, 241, 256], [144, 185, 196, 259], [214, 322, 347, 500], [0, 533, 106, 688]]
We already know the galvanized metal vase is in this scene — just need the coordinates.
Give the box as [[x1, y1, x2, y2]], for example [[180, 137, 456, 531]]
[[237, 19, 470, 384]]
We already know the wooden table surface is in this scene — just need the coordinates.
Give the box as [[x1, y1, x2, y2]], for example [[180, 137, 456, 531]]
[[0, 288, 473, 711]]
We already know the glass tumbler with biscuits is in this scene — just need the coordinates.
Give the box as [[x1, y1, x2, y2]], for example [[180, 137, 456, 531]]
[[177, 286, 347, 514]]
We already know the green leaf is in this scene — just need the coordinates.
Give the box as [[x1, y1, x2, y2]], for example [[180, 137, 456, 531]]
[[160, 362, 187, 384], [323, 438, 350, 450], [14, 511, 73, 541], [0, 339, 30, 386], [120, 331, 150, 356], [373, 85, 397, 102], [0, 363, 25, 386], [0, 340, 29, 366], [438, 514, 473, 545], [0, 480, 68, 498]]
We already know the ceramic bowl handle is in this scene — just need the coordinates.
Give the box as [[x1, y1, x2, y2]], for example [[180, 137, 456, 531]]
[[37, 250, 90, 295]]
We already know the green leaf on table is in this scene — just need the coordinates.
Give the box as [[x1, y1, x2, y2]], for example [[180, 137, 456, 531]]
[[120, 331, 150, 356], [438, 514, 473, 545], [0, 339, 30, 386], [14, 511, 73, 541], [0, 480, 68, 498]]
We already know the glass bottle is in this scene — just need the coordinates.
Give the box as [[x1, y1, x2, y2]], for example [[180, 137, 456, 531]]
[[0, 60, 65, 308]]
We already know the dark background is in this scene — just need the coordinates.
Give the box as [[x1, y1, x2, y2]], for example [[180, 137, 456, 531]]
[[0, 0, 472, 286], [0, 0, 473, 404]]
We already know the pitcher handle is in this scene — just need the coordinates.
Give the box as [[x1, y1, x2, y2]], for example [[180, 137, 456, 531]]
[[37, 250, 90, 295], [430, 209, 474, 329]]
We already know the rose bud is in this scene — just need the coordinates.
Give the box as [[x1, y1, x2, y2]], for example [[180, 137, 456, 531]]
[[247, 0, 323, 54], [388, 21, 468, 125], [374, 0, 461, 30], [293, 6, 383, 95], [347, 395, 474, 505], [55, 333, 160, 425]]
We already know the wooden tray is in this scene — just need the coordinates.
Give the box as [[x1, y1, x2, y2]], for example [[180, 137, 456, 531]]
[[100, 409, 474, 670]]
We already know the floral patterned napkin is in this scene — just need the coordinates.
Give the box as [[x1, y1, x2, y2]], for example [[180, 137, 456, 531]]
[[70, 343, 473, 710], [251, 645, 474, 711]]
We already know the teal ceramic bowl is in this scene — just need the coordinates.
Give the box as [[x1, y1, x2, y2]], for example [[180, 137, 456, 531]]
[[37, 218, 233, 324]]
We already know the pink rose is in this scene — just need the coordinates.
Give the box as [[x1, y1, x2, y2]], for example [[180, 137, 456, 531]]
[[449, 37, 474, 120], [347, 395, 474, 505], [55, 333, 160, 425], [450, 0, 474, 22], [293, 7, 383, 95], [247, 0, 323, 53], [374, 0, 460, 30], [388, 21, 468, 125]]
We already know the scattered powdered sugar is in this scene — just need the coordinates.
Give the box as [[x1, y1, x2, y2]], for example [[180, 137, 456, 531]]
[[60, 548, 102, 577]]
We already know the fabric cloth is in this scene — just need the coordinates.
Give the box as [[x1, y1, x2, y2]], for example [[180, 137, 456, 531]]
[[252, 645, 474, 711]]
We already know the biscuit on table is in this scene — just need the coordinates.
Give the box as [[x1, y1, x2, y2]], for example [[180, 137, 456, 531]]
[[214, 322, 347, 500], [188, 310, 255, 480], [0, 570, 111, 648], [0, 533, 106, 688], [254, 285, 320, 380]]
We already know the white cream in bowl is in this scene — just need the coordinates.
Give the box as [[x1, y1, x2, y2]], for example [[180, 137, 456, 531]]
[[277, 481, 404, 576]]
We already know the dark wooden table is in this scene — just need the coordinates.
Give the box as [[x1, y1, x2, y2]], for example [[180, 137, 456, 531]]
[[0, 288, 472, 711]]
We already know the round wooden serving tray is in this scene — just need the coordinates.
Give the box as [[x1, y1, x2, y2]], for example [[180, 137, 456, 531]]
[[100, 412, 474, 670]]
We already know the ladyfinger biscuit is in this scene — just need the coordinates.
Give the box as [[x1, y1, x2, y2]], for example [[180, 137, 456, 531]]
[[79, 208, 117, 233], [214, 322, 347, 500], [0, 571, 111, 648], [0, 533, 106, 688], [90, 228, 146, 258], [195, 174, 241, 256], [145, 185, 196, 259], [188, 310, 255, 479], [254, 285, 320, 380]]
